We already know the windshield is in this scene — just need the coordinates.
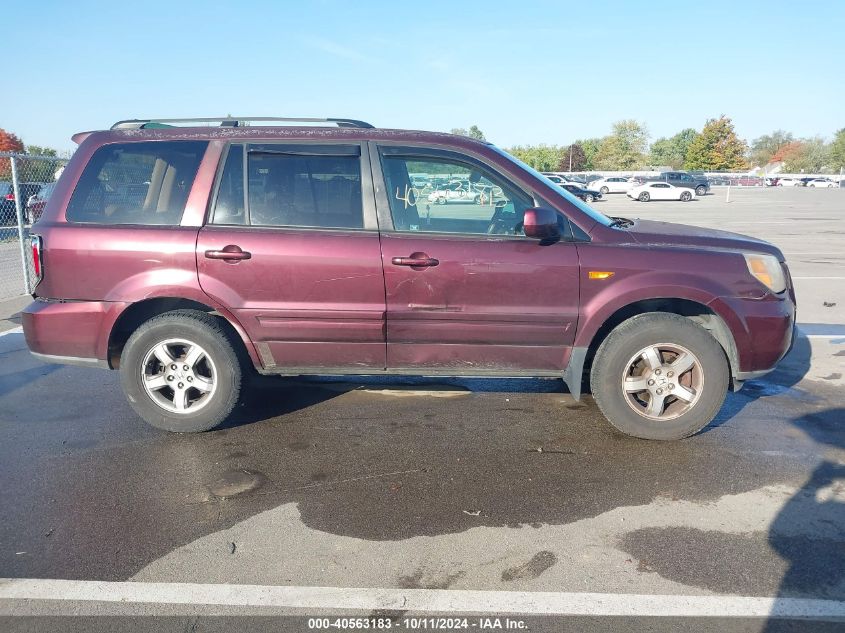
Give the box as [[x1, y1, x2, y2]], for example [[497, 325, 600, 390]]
[[490, 146, 614, 227]]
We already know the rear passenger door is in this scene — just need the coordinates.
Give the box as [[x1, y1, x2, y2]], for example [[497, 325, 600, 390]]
[[196, 142, 387, 371]]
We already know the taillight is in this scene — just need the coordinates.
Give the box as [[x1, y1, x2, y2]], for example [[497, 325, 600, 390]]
[[4, 193, 14, 201], [31, 235, 43, 286]]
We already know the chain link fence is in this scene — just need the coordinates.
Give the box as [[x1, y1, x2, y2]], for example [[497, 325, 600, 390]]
[[0, 152, 69, 300]]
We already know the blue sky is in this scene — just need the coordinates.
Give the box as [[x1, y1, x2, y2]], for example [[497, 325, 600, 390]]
[[5, 0, 844, 152]]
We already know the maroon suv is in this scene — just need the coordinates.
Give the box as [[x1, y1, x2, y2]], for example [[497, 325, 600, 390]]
[[22, 117, 796, 440]]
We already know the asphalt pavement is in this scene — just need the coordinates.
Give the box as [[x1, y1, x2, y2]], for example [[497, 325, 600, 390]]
[[0, 187, 843, 631]]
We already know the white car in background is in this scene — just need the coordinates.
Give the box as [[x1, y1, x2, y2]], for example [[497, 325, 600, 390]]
[[777, 177, 802, 187], [806, 178, 837, 188], [542, 173, 584, 188], [589, 176, 635, 194], [427, 182, 482, 204], [627, 181, 695, 202]]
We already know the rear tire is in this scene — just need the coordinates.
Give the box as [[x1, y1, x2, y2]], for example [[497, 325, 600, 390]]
[[680, 191, 692, 201], [639, 192, 650, 202], [120, 310, 243, 432], [590, 313, 729, 440], [600, 186, 609, 194]]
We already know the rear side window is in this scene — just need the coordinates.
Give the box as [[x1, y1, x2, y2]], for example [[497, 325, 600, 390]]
[[66, 141, 207, 224], [247, 146, 363, 229]]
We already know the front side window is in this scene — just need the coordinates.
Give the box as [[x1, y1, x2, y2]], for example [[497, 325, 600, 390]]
[[67, 141, 207, 224], [247, 148, 363, 229], [380, 153, 533, 236]]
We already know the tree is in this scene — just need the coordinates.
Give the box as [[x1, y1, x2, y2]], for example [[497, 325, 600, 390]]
[[574, 138, 602, 170], [559, 143, 586, 171], [449, 127, 468, 137], [467, 125, 486, 141], [0, 127, 25, 179], [684, 116, 748, 171], [25, 145, 58, 157], [782, 137, 831, 173], [829, 128, 845, 172], [594, 120, 649, 170], [750, 130, 794, 167], [770, 141, 805, 164], [648, 128, 699, 169], [506, 144, 566, 172]]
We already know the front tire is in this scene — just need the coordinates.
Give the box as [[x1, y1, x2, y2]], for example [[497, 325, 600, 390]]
[[584, 194, 594, 203], [120, 310, 244, 432], [638, 192, 650, 202], [590, 313, 729, 440], [600, 186, 609, 195]]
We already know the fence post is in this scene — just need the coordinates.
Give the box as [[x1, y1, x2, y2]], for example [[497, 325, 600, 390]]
[[9, 155, 31, 295]]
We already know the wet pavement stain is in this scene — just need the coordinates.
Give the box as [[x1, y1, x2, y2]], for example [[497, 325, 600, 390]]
[[398, 569, 465, 589], [207, 469, 267, 499], [501, 550, 558, 581]]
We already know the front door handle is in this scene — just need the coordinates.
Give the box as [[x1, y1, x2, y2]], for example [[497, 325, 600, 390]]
[[205, 245, 252, 262], [392, 253, 439, 268]]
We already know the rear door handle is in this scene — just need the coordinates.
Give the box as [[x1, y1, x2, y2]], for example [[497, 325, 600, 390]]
[[391, 254, 439, 268], [204, 245, 252, 261]]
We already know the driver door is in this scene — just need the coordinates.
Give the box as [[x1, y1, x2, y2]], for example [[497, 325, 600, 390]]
[[373, 145, 580, 373]]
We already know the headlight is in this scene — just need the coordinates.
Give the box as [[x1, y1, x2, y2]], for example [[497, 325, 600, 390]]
[[743, 253, 786, 294]]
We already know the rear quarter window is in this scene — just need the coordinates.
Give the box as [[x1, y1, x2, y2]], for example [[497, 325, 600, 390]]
[[66, 141, 207, 224]]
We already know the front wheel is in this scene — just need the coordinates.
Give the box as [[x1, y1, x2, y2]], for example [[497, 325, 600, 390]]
[[590, 313, 729, 440], [638, 192, 650, 202], [584, 194, 594, 203], [120, 310, 244, 432], [600, 186, 609, 195], [680, 191, 692, 201]]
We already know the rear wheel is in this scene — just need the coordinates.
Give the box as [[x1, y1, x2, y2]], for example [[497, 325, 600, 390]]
[[695, 185, 706, 196], [600, 186, 609, 195], [680, 191, 692, 201], [638, 192, 650, 202], [120, 310, 244, 432], [590, 313, 729, 440]]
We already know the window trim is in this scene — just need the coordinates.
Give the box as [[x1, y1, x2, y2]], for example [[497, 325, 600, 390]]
[[370, 142, 573, 241]]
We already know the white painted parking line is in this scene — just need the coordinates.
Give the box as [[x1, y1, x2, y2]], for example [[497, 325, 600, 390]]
[[791, 276, 845, 280], [0, 326, 22, 337], [1, 579, 845, 619]]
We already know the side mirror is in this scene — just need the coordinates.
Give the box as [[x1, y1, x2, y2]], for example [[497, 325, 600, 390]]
[[523, 207, 560, 241]]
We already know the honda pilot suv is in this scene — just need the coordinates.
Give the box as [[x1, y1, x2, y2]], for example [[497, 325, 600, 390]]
[[22, 117, 795, 440]]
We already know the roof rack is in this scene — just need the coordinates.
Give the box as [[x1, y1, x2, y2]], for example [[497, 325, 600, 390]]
[[110, 116, 375, 130]]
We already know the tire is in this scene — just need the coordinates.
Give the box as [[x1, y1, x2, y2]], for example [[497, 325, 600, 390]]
[[638, 192, 650, 202], [584, 194, 594, 203], [680, 191, 692, 202], [695, 185, 706, 196], [437, 197, 446, 205], [120, 310, 244, 432], [600, 186, 609, 195], [589, 312, 729, 440]]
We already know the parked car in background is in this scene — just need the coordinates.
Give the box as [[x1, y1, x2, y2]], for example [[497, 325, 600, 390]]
[[708, 176, 732, 186], [22, 115, 796, 442], [776, 177, 801, 187], [560, 183, 602, 203], [764, 177, 779, 187], [542, 173, 581, 187], [648, 171, 709, 196], [427, 181, 482, 204], [589, 176, 634, 195], [807, 178, 837, 188], [798, 177, 816, 187], [25, 182, 57, 223], [628, 181, 696, 202], [1, 182, 45, 225]]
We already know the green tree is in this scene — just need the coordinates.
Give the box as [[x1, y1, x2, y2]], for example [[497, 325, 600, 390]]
[[506, 144, 566, 172], [684, 116, 748, 171], [594, 120, 649, 170], [449, 127, 467, 137], [467, 125, 486, 141], [829, 128, 845, 172], [574, 138, 602, 170], [648, 128, 698, 169], [782, 137, 831, 173], [750, 130, 793, 167], [25, 145, 58, 157]]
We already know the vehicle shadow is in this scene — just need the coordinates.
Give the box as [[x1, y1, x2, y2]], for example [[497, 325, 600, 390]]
[[763, 406, 845, 631], [708, 328, 813, 431]]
